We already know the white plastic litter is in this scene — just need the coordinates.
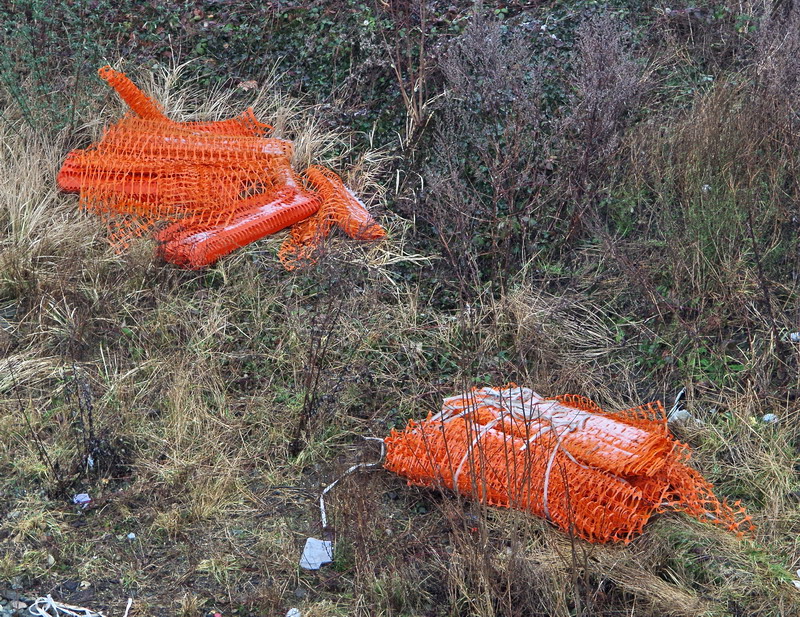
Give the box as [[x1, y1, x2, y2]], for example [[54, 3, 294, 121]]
[[790, 332, 800, 342], [668, 408, 692, 423], [299, 537, 333, 570], [29, 596, 104, 617], [286, 609, 302, 617], [72, 494, 91, 509], [28, 595, 132, 617], [297, 437, 385, 571], [667, 388, 691, 424], [761, 413, 779, 424]]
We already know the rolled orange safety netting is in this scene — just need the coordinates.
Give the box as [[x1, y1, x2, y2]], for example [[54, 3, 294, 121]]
[[156, 188, 321, 269], [384, 385, 754, 544], [57, 66, 385, 268], [97, 65, 271, 137], [278, 165, 387, 269]]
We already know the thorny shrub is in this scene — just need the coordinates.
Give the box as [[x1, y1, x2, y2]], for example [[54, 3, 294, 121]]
[[563, 13, 645, 223], [421, 17, 547, 296]]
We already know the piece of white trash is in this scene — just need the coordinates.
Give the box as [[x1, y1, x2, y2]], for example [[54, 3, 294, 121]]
[[668, 408, 692, 424], [299, 537, 333, 570], [286, 609, 302, 617], [790, 332, 800, 342], [72, 493, 92, 508], [761, 413, 779, 424]]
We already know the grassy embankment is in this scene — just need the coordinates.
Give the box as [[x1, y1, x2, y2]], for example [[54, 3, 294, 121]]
[[1, 2, 799, 616]]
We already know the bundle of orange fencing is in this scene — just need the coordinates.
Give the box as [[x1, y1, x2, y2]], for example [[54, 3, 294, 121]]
[[385, 386, 753, 543], [57, 66, 385, 269]]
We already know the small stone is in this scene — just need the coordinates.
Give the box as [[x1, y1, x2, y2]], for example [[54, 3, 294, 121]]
[[62, 581, 79, 592], [293, 587, 307, 600], [9, 601, 27, 610], [67, 590, 94, 606]]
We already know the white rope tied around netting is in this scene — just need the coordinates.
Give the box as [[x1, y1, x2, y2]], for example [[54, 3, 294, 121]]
[[319, 436, 385, 529], [28, 596, 132, 617], [442, 386, 592, 521]]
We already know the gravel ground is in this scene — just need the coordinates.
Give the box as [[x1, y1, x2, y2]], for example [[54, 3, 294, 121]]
[[1, 584, 114, 617], [0, 588, 38, 617]]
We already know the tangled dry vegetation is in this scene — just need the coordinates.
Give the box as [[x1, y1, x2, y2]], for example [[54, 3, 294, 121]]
[[1, 2, 800, 617]]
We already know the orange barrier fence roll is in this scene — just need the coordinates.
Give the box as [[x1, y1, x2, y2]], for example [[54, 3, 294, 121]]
[[156, 189, 321, 269], [384, 386, 754, 543], [97, 66, 271, 137], [279, 165, 386, 268], [57, 66, 385, 268], [98, 65, 168, 121]]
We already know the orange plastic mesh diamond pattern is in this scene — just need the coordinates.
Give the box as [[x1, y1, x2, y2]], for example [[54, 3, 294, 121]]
[[384, 385, 754, 544], [57, 66, 384, 268], [278, 165, 387, 268], [156, 188, 321, 269]]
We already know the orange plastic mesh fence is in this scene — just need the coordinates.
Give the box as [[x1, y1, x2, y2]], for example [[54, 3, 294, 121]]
[[97, 66, 271, 137], [278, 165, 386, 268], [98, 66, 168, 120], [57, 66, 384, 267], [384, 385, 754, 544], [156, 189, 321, 269]]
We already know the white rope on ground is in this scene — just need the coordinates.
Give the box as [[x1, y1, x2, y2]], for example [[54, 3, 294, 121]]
[[28, 595, 133, 617], [319, 436, 385, 529], [28, 596, 105, 617]]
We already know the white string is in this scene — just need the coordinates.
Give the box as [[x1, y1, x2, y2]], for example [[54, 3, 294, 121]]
[[440, 387, 592, 521], [451, 417, 502, 488], [319, 436, 385, 529], [28, 595, 112, 617]]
